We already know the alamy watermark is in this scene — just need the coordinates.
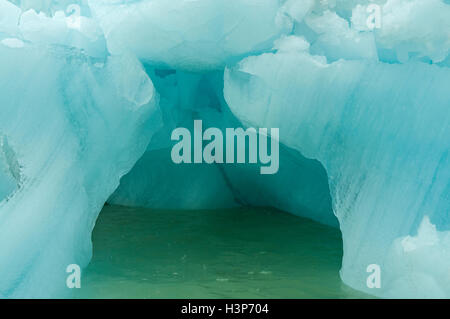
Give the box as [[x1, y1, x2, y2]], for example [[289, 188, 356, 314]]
[[366, 264, 381, 289], [171, 120, 279, 175], [66, 4, 82, 30], [366, 1, 382, 30], [66, 264, 81, 289]]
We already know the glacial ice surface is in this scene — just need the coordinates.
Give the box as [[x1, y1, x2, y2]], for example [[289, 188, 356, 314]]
[[88, 0, 291, 70], [224, 38, 450, 297], [0, 42, 160, 297]]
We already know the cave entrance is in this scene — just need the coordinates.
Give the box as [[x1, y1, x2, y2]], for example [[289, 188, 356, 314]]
[[74, 204, 366, 299]]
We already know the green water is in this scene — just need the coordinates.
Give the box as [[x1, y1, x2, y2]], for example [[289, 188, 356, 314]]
[[75, 205, 371, 298]]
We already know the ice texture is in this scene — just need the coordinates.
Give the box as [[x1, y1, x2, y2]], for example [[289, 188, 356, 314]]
[[223, 39, 450, 297], [0, 135, 20, 202], [305, 10, 378, 61], [88, 0, 290, 70], [384, 216, 450, 298], [0, 2, 106, 58], [8, 0, 90, 15], [19, 8, 106, 57], [352, 0, 450, 63], [0, 0, 21, 36], [0, 43, 160, 297]]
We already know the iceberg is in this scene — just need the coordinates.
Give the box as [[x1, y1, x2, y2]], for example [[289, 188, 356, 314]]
[[0, 0, 448, 299]]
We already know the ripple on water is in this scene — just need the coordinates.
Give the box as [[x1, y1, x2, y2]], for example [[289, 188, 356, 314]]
[[73, 205, 373, 299]]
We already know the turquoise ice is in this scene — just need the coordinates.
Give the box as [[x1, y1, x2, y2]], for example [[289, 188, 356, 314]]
[[224, 39, 450, 298], [0, 43, 160, 297], [0, 0, 449, 298]]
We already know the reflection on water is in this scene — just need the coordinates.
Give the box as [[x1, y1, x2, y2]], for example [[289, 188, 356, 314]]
[[74, 205, 372, 298]]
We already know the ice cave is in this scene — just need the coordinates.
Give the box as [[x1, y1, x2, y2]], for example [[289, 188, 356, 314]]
[[0, 0, 449, 299]]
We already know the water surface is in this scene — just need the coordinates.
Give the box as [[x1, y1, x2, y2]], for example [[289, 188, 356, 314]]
[[75, 205, 371, 298]]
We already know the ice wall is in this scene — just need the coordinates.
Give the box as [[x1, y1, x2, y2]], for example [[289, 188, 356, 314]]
[[0, 42, 160, 297], [224, 40, 450, 298]]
